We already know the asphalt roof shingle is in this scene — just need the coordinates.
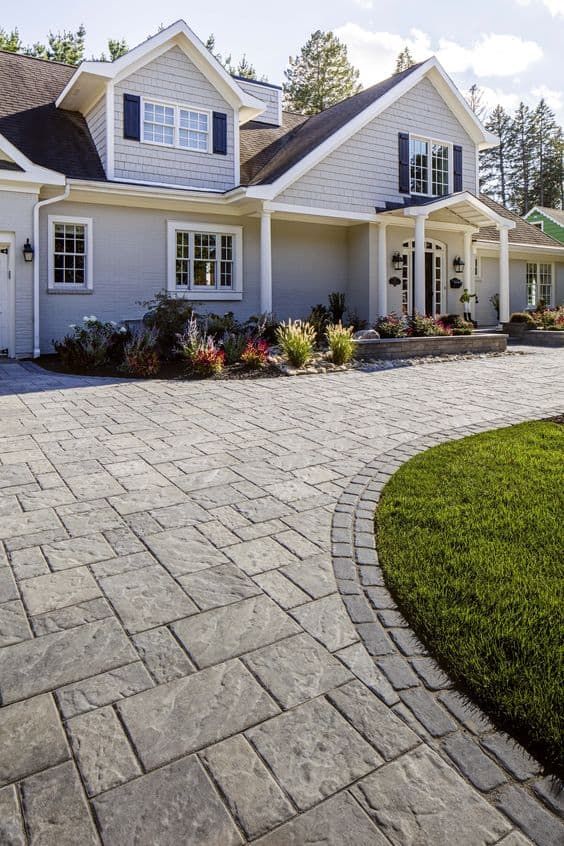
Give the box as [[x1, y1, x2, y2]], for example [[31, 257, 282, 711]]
[[0, 50, 105, 180], [477, 195, 564, 249]]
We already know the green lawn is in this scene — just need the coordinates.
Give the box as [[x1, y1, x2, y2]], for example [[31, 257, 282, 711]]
[[376, 421, 564, 774]]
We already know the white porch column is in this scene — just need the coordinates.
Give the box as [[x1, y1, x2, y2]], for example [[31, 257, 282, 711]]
[[463, 230, 473, 317], [414, 213, 427, 314], [498, 224, 510, 324], [260, 210, 272, 314], [377, 222, 388, 317]]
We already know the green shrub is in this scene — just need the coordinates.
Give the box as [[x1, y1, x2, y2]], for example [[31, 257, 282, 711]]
[[326, 323, 356, 365], [222, 332, 248, 365], [121, 328, 160, 377], [142, 292, 195, 358], [306, 304, 330, 345], [328, 292, 346, 323], [54, 316, 129, 368], [407, 313, 452, 337], [452, 327, 473, 336], [509, 311, 535, 325], [205, 311, 241, 339], [440, 313, 473, 331], [374, 313, 406, 338], [276, 320, 316, 367]]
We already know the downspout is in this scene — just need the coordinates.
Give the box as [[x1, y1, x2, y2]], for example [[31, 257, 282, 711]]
[[32, 182, 70, 357]]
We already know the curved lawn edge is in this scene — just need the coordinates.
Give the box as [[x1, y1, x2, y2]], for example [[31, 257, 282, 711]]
[[375, 421, 563, 775], [330, 416, 564, 840]]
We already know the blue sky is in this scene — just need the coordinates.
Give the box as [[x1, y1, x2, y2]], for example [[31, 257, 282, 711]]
[[5, 0, 564, 121]]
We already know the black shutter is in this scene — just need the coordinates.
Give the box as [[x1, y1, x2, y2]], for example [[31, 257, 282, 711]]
[[453, 144, 463, 193], [398, 132, 410, 194], [213, 112, 227, 155], [123, 94, 141, 141]]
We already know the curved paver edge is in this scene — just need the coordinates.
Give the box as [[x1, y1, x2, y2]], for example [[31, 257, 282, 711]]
[[331, 410, 564, 846]]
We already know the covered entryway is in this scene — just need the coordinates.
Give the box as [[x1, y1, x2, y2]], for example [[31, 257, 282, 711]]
[[401, 238, 445, 316]]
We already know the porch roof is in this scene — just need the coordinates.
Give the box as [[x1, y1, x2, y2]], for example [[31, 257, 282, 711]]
[[377, 191, 516, 231]]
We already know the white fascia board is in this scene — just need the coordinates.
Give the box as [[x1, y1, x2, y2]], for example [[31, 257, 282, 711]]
[[475, 239, 564, 255], [67, 177, 247, 203], [56, 20, 265, 121], [0, 133, 65, 186]]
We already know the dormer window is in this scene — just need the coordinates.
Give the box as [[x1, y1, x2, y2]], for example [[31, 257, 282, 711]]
[[409, 136, 451, 197], [141, 99, 211, 153]]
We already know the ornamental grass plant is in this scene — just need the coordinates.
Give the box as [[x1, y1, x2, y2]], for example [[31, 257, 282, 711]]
[[276, 320, 316, 367], [326, 322, 356, 364]]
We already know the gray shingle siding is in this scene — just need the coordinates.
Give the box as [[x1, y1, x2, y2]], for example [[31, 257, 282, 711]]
[[275, 78, 477, 212], [114, 46, 236, 190], [237, 79, 281, 126], [85, 94, 106, 172]]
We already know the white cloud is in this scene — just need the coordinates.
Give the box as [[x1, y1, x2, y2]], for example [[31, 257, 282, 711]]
[[335, 24, 543, 84], [515, 0, 564, 16], [479, 86, 522, 114], [531, 84, 564, 112]]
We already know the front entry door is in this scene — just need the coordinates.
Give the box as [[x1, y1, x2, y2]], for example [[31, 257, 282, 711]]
[[403, 239, 445, 316], [0, 247, 9, 356]]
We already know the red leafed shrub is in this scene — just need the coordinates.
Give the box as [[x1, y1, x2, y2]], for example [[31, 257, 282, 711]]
[[192, 342, 225, 377], [241, 339, 269, 369]]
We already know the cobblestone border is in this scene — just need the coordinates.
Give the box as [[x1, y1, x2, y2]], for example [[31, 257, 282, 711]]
[[331, 412, 564, 846]]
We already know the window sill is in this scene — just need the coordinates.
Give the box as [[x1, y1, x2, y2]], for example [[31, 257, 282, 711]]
[[171, 291, 243, 301], [46, 288, 93, 295]]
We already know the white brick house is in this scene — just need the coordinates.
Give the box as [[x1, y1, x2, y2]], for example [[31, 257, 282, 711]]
[[0, 19, 562, 358]]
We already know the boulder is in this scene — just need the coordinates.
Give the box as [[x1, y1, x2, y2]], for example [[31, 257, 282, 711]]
[[354, 329, 380, 340]]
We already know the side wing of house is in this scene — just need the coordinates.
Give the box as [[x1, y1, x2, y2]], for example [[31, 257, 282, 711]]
[[274, 77, 478, 214], [523, 209, 564, 244]]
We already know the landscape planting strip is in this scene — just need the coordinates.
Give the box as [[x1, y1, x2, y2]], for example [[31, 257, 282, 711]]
[[331, 414, 564, 846]]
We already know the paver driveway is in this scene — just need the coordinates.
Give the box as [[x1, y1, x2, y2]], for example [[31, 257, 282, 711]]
[[0, 351, 562, 845]]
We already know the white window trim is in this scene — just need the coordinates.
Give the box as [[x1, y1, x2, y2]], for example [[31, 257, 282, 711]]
[[48, 216, 93, 291], [141, 97, 212, 154], [166, 221, 243, 301], [526, 261, 554, 308], [409, 134, 453, 197], [530, 220, 544, 232]]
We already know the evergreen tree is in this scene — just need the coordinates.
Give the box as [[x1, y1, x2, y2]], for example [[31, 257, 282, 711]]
[[0, 28, 22, 53], [107, 38, 128, 61], [284, 30, 361, 114], [394, 46, 415, 74], [26, 25, 86, 65], [205, 34, 264, 81], [480, 105, 513, 205], [530, 99, 563, 208], [510, 102, 535, 214]]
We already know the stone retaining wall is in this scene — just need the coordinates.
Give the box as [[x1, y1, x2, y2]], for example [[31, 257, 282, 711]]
[[354, 334, 507, 360], [516, 330, 564, 348]]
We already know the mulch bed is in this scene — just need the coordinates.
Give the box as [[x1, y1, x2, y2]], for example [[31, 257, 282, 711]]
[[36, 355, 281, 381]]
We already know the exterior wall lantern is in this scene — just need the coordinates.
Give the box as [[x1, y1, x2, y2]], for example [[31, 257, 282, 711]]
[[391, 251, 403, 271], [453, 255, 465, 273], [22, 239, 34, 262]]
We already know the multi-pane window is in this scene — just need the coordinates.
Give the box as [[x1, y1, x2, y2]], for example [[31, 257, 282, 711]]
[[410, 138, 428, 195], [143, 102, 175, 146], [431, 144, 449, 196], [410, 136, 450, 196], [142, 101, 210, 152], [53, 223, 87, 285], [526, 262, 553, 307], [175, 231, 234, 290], [179, 109, 209, 151]]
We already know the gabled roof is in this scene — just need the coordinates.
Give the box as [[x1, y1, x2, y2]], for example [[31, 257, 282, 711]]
[[56, 20, 265, 123], [240, 112, 308, 185], [524, 206, 564, 228], [0, 50, 104, 181], [477, 195, 564, 248]]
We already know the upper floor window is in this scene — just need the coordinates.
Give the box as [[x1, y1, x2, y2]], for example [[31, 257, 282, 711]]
[[410, 136, 450, 197], [48, 216, 93, 291], [142, 100, 210, 153]]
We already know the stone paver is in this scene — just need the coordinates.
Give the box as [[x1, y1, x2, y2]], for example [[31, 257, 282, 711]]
[[0, 354, 562, 845]]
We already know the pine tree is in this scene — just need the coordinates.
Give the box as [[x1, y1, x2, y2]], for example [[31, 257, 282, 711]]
[[510, 102, 535, 214], [107, 39, 128, 61], [530, 99, 562, 208], [0, 28, 22, 53], [284, 30, 362, 115], [205, 34, 263, 81], [480, 105, 513, 205], [26, 25, 86, 65], [394, 46, 415, 74]]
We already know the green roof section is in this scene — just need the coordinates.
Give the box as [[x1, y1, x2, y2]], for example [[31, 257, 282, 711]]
[[524, 207, 564, 245]]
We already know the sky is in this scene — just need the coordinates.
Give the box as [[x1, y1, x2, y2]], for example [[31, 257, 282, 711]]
[[4, 0, 564, 122]]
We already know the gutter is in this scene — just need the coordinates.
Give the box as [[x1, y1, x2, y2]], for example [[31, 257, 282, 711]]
[[32, 183, 70, 358]]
